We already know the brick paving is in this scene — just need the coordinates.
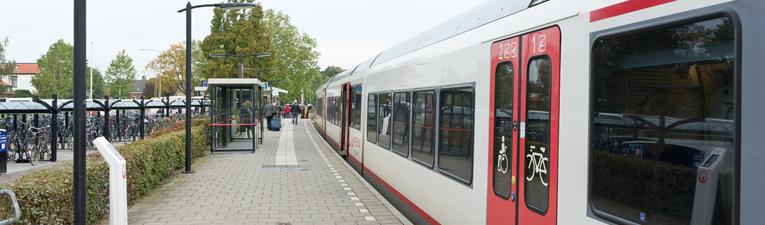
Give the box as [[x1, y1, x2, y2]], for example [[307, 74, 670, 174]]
[[127, 119, 411, 225]]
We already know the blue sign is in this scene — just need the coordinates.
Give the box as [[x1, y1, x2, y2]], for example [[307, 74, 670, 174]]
[[264, 82, 269, 89], [692, 150, 704, 169], [357, 86, 362, 92], [640, 212, 646, 222], [0, 130, 6, 152], [201, 80, 208, 87]]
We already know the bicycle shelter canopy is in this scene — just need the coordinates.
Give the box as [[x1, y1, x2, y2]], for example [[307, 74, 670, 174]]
[[209, 78, 263, 153]]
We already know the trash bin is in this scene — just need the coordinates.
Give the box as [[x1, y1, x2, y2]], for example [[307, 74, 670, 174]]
[[0, 129, 7, 174]]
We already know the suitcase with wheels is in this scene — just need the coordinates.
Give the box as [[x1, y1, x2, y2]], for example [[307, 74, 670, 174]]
[[271, 117, 281, 131]]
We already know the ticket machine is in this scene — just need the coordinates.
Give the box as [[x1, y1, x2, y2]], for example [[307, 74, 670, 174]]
[[691, 147, 728, 225], [93, 137, 128, 225]]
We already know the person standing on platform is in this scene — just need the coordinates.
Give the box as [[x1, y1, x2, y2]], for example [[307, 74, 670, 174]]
[[242, 100, 254, 138], [276, 103, 284, 118], [264, 100, 276, 131], [291, 100, 300, 125], [284, 104, 291, 119]]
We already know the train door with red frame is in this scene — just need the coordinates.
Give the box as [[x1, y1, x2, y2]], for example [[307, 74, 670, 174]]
[[487, 26, 560, 225], [340, 83, 352, 156]]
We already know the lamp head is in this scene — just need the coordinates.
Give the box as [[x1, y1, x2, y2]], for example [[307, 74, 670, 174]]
[[209, 54, 228, 58], [217, 3, 257, 10]]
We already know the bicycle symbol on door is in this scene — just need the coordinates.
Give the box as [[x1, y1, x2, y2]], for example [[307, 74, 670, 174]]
[[526, 145, 549, 186], [497, 136, 509, 174]]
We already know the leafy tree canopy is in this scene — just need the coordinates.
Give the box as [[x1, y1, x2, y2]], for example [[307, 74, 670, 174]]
[[88, 67, 106, 99], [32, 39, 74, 99], [12, 89, 33, 98], [105, 49, 137, 99], [201, 0, 275, 81], [0, 37, 16, 94], [262, 8, 320, 105], [145, 43, 186, 95]]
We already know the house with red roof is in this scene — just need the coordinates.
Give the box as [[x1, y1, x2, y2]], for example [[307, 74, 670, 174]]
[[1, 63, 39, 96]]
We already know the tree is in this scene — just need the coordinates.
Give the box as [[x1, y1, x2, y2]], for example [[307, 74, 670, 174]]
[[143, 78, 156, 98], [192, 40, 207, 87], [201, 0, 275, 81], [0, 37, 16, 93], [87, 67, 106, 98], [12, 89, 33, 98], [320, 66, 344, 80], [105, 50, 137, 99], [32, 39, 74, 99], [145, 44, 186, 95], [262, 8, 320, 104]]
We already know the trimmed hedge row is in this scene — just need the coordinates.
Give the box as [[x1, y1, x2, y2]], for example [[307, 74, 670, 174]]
[[0, 119, 210, 224], [592, 150, 697, 220]]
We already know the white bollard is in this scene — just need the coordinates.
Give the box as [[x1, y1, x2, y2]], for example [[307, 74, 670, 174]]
[[93, 137, 128, 225]]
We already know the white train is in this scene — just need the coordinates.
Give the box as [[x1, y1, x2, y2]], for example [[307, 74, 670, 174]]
[[312, 0, 764, 224]]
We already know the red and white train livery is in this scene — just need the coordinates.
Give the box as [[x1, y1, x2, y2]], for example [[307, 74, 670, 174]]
[[313, 0, 764, 224]]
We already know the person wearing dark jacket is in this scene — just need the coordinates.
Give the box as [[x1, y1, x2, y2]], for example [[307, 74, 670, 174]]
[[263, 101, 276, 130], [291, 100, 300, 125]]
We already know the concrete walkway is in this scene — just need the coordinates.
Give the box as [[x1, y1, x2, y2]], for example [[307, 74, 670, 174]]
[[127, 119, 411, 225]]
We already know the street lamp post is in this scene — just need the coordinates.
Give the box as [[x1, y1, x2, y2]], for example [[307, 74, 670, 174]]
[[178, 1, 257, 174], [73, 0, 86, 223]]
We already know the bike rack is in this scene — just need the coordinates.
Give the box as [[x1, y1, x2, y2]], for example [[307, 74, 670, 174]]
[[0, 189, 21, 225]]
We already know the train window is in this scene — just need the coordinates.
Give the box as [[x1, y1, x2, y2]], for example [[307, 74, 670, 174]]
[[493, 61, 514, 199], [525, 56, 551, 213], [378, 93, 392, 148], [367, 94, 377, 143], [412, 90, 436, 167], [438, 87, 474, 184], [391, 92, 411, 157], [590, 17, 736, 225], [353, 85, 362, 130]]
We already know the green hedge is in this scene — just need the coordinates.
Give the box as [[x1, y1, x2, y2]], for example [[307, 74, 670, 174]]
[[592, 150, 730, 223], [0, 119, 210, 224], [592, 150, 697, 219]]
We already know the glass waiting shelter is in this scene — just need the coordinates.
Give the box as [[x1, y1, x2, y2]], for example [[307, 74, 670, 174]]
[[209, 78, 263, 153]]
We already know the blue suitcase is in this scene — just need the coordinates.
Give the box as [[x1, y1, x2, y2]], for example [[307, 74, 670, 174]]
[[271, 117, 281, 131]]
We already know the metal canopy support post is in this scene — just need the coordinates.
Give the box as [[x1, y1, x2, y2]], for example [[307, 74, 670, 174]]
[[137, 96, 145, 140], [73, 0, 87, 223], [165, 96, 170, 118], [116, 108, 120, 141], [64, 112, 69, 149], [183, 1, 194, 174], [51, 95, 58, 162], [259, 85, 263, 144], [104, 96, 110, 141]]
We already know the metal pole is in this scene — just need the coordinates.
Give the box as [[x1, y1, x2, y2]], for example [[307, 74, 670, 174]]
[[139, 96, 145, 140], [259, 71, 263, 144], [51, 94, 57, 162], [89, 42, 93, 100], [238, 57, 243, 114], [183, 1, 194, 173], [104, 96, 109, 141], [73, 0, 87, 223], [116, 109, 120, 141]]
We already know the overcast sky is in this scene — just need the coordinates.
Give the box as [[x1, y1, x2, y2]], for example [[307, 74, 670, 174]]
[[0, 0, 486, 78]]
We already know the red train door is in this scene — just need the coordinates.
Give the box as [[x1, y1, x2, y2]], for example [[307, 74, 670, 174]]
[[488, 36, 521, 225], [488, 26, 560, 225], [340, 83, 352, 156]]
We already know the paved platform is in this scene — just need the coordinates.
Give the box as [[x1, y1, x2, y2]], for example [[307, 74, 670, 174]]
[[127, 119, 411, 225]]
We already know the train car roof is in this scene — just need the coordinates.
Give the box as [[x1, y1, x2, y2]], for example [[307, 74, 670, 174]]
[[370, 0, 535, 67]]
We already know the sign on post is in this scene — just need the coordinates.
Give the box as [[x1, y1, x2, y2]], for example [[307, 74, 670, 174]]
[[93, 137, 128, 225]]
